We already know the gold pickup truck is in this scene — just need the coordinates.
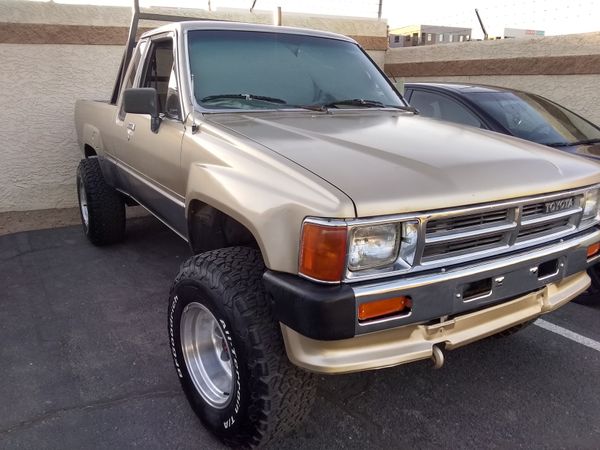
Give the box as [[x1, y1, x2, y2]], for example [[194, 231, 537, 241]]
[[74, 12, 600, 448]]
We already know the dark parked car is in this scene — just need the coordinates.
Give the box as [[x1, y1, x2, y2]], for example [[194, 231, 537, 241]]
[[405, 82, 600, 301]]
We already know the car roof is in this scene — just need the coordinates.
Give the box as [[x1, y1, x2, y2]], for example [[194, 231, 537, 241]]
[[404, 82, 519, 94], [141, 20, 357, 44]]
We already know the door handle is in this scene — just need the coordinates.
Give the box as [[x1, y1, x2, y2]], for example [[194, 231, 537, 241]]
[[127, 122, 135, 141]]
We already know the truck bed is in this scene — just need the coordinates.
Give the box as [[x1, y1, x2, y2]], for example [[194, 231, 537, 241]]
[[74, 99, 119, 157]]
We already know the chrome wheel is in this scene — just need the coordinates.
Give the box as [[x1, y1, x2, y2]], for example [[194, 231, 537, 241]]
[[78, 177, 89, 227], [180, 302, 234, 408]]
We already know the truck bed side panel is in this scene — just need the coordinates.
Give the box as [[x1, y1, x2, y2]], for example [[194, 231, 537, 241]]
[[74, 99, 128, 189]]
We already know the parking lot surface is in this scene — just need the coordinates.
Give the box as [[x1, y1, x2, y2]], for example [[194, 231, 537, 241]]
[[1, 217, 599, 449]]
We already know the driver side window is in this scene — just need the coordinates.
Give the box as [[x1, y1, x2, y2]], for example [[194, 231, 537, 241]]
[[118, 40, 147, 121], [141, 38, 181, 120]]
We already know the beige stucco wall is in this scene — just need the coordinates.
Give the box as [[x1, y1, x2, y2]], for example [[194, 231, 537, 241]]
[[386, 32, 600, 63], [0, 44, 122, 212], [386, 32, 600, 125], [0, 0, 386, 212]]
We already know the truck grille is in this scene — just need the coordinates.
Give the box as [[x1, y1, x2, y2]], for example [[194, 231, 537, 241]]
[[421, 195, 583, 264], [426, 210, 509, 233]]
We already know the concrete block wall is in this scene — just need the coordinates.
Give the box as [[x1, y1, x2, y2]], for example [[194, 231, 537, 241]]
[[385, 33, 600, 125], [0, 0, 387, 212]]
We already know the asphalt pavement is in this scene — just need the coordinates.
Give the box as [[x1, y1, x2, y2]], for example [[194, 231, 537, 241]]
[[1, 217, 599, 449]]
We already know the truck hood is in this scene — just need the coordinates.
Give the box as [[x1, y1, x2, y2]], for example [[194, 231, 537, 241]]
[[206, 111, 600, 217]]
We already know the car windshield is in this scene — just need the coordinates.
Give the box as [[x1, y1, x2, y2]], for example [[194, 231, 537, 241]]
[[464, 91, 600, 146], [187, 30, 405, 110]]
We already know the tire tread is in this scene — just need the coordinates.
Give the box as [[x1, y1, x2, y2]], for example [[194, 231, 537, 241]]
[[77, 158, 125, 245], [171, 247, 316, 447]]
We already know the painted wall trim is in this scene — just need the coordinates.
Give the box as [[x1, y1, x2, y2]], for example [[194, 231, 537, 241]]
[[0, 22, 388, 50], [385, 55, 600, 77]]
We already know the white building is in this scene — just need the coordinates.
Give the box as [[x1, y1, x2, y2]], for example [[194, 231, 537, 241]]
[[504, 28, 545, 39]]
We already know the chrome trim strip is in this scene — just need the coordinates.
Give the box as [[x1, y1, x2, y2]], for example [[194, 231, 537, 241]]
[[302, 217, 347, 227], [357, 309, 413, 327], [420, 225, 583, 268], [520, 206, 582, 226], [461, 288, 493, 303], [297, 217, 349, 284], [515, 225, 576, 243], [424, 221, 517, 244], [588, 252, 600, 264], [537, 266, 560, 281], [419, 243, 512, 267], [297, 272, 341, 285]]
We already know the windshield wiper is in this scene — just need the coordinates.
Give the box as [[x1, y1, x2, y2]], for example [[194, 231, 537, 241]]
[[200, 94, 326, 112], [326, 98, 386, 108], [201, 94, 287, 105], [570, 138, 600, 146], [546, 138, 600, 147], [199, 94, 417, 113], [305, 98, 418, 113]]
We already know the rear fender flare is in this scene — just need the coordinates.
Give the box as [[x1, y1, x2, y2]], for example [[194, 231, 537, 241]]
[[81, 123, 105, 156]]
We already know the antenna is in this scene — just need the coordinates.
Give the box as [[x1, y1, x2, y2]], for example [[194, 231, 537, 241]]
[[475, 8, 489, 40]]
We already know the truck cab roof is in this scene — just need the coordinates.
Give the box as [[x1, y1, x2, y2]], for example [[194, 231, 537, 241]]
[[141, 20, 357, 45]]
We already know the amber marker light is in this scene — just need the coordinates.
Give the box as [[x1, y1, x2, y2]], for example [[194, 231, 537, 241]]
[[587, 242, 600, 259], [358, 296, 412, 321], [299, 222, 348, 282]]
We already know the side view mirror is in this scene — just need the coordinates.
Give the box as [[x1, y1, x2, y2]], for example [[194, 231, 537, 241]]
[[123, 88, 161, 133]]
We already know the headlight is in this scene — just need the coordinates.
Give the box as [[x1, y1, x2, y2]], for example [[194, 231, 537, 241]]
[[348, 223, 400, 271], [582, 188, 600, 222], [299, 218, 421, 282]]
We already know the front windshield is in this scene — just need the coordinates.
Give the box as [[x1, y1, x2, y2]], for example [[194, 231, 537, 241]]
[[464, 91, 600, 146], [187, 30, 404, 110]]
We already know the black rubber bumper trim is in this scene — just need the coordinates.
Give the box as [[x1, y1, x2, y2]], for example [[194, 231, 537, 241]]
[[263, 271, 356, 341]]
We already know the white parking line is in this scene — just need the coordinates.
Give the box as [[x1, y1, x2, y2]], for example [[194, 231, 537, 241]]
[[535, 319, 600, 352]]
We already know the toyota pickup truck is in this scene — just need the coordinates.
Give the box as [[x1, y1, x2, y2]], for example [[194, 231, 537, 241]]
[[74, 10, 600, 448]]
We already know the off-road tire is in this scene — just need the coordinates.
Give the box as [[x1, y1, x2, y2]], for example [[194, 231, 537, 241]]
[[168, 247, 317, 448], [572, 266, 600, 305], [76, 158, 125, 246], [493, 319, 536, 338]]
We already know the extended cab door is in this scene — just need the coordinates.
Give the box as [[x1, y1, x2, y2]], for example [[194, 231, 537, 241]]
[[116, 33, 187, 237]]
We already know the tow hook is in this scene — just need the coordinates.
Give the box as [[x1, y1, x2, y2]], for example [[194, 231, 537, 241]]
[[431, 344, 445, 369]]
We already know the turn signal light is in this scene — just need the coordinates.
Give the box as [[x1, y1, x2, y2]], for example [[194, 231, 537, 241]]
[[587, 242, 600, 258], [358, 296, 412, 321], [299, 222, 348, 282]]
